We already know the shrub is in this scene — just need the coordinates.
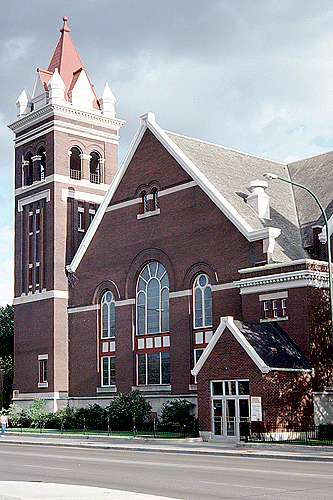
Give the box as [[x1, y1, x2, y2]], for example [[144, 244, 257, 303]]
[[6, 403, 23, 427], [161, 399, 197, 433], [22, 397, 49, 428], [45, 405, 76, 430], [74, 404, 107, 430], [107, 390, 152, 430]]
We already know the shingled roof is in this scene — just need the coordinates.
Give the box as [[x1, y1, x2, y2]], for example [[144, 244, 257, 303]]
[[167, 131, 307, 262], [233, 320, 309, 370], [191, 317, 310, 377], [288, 151, 333, 249]]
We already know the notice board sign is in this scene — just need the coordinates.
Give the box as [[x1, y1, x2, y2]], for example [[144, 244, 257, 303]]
[[251, 396, 262, 421]]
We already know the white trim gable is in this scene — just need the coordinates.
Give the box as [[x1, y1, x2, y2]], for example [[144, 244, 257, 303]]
[[67, 113, 281, 273], [191, 316, 270, 377]]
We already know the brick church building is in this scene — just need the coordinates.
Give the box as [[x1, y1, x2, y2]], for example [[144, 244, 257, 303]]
[[8, 18, 333, 439]]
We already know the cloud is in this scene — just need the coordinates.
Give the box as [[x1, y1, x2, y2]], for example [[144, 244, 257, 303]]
[[0, 36, 34, 67]]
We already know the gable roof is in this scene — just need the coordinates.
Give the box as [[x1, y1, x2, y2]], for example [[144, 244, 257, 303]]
[[67, 112, 306, 274], [191, 316, 310, 377]]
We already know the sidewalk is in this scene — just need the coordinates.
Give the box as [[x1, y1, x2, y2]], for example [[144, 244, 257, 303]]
[[2, 430, 333, 462]]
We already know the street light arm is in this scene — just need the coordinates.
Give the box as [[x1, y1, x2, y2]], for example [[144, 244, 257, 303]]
[[263, 172, 333, 350]]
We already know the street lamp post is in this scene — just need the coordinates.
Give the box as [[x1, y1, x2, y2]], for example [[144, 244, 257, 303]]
[[263, 173, 333, 348]]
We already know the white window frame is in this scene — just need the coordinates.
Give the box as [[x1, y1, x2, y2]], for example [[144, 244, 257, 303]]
[[193, 273, 212, 329], [101, 291, 115, 339], [136, 262, 169, 335], [101, 355, 116, 387]]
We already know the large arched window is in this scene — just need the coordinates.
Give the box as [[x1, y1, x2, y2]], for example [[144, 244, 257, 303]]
[[70, 146, 82, 180], [90, 151, 101, 184], [101, 291, 115, 338], [193, 274, 212, 329], [137, 262, 169, 334]]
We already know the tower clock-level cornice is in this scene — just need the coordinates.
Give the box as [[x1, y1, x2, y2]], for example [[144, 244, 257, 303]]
[[8, 103, 126, 136]]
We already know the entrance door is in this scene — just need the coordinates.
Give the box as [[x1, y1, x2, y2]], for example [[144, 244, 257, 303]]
[[212, 398, 249, 439]]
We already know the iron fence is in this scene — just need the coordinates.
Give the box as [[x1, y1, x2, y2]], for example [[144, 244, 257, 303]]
[[242, 422, 333, 445]]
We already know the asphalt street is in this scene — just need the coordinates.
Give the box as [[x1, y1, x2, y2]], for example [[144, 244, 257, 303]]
[[0, 434, 333, 499]]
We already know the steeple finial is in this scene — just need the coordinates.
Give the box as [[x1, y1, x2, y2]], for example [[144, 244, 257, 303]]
[[61, 16, 70, 33]]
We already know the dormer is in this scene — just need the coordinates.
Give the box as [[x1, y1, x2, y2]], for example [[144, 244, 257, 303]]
[[47, 68, 66, 105], [67, 69, 95, 110], [31, 70, 50, 111], [99, 83, 116, 118], [16, 89, 32, 117]]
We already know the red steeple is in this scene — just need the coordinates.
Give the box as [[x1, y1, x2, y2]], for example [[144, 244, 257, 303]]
[[44, 16, 99, 109]]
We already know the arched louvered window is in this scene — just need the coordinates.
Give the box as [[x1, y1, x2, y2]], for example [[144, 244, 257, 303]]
[[26, 152, 33, 186], [141, 191, 148, 214], [70, 147, 82, 180], [151, 188, 159, 211], [137, 262, 169, 334], [90, 151, 101, 184], [193, 274, 212, 328], [38, 147, 46, 181]]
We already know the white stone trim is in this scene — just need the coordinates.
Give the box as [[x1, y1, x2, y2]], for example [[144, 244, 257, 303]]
[[68, 304, 99, 314], [132, 385, 172, 392], [260, 316, 288, 323], [106, 198, 139, 212], [15, 174, 109, 197], [211, 282, 236, 291], [17, 189, 51, 212], [38, 354, 48, 360], [238, 258, 328, 274], [8, 103, 125, 135], [13, 289, 68, 305], [158, 180, 197, 196], [236, 269, 329, 295], [169, 290, 191, 298], [37, 382, 48, 388], [115, 298, 135, 307], [137, 208, 161, 219], [96, 386, 117, 393], [259, 291, 288, 301]]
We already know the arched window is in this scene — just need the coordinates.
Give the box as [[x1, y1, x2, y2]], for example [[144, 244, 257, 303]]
[[141, 191, 148, 214], [70, 147, 81, 180], [101, 291, 115, 338], [193, 274, 212, 328], [151, 188, 159, 211], [26, 152, 33, 186], [137, 262, 169, 334], [90, 151, 101, 184], [38, 147, 46, 181]]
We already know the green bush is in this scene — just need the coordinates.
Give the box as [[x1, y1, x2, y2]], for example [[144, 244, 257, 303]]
[[107, 390, 152, 430], [6, 403, 23, 427], [22, 397, 49, 428], [161, 399, 197, 434], [74, 404, 107, 430]]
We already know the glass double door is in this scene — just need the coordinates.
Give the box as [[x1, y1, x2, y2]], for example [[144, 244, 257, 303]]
[[213, 398, 249, 439]]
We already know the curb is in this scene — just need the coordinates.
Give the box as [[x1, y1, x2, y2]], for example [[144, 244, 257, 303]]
[[2, 433, 333, 462]]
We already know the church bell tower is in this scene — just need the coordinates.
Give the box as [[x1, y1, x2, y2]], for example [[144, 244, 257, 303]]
[[8, 17, 124, 410]]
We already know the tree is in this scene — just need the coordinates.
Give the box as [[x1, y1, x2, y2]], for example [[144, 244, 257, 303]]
[[107, 390, 152, 430], [0, 305, 14, 408]]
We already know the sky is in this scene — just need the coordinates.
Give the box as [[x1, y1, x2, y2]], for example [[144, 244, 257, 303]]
[[0, 0, 333, 306]]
